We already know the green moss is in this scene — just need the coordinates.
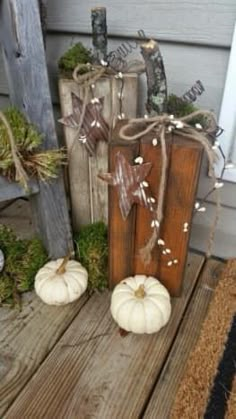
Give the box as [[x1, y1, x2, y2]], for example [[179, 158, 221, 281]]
[[58, 43, 93, 77], [0, 224, 48, 305], [167, 94, 207, 127], [0, 107, 65, 182], [74, 222, 108, 292]]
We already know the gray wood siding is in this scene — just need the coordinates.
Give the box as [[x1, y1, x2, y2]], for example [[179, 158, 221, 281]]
[[1, 0, 236, 258]]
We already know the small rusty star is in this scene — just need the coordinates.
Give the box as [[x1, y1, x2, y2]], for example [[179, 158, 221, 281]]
[[59, 92, 109, 156], [99, 151, 153, 219]]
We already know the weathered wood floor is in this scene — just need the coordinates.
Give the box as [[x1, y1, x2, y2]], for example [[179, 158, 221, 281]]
[[0, 251, 224, 418]]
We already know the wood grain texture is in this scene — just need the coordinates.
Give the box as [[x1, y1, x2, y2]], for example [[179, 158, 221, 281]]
[[0, 292, 89, 416], [158, 135, 203, 295], [58, 75, 138, 228], [134, 136, 170, 276], [143, 258, 225, 419], [108, 141, 139, 287], [0, 177, 39, 202], [46, 0, 236, 47], [0, 0, 73, 258], [4, 253, 204, 419]]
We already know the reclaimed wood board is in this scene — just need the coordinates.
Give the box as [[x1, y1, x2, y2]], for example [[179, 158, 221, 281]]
[[0, 176, 39, 202], [4, 253, 204, 419], [58, 74, 138, 230], [143, 258, 225, 419], [134, 135, 171, 276], [0, 0, 73, 258], [158, 136, 203, 295], [0, 292, 89, 416], [108, 142, 139, 288]]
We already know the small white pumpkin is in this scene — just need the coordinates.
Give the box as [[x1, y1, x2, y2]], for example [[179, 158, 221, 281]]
[[0, 249, 4, 272], [111, 275, 171, 334], [35, 257, 88, 305]]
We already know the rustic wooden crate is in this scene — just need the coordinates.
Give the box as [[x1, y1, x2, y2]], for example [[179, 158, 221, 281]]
[[59, 74, 138, 230], [108, 122, 203, 296]]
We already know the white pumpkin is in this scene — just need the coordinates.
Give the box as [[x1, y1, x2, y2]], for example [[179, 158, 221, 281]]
[[0, 249, 4, 272], [35, 257, 88, 305], [111, 275, 171, 334]]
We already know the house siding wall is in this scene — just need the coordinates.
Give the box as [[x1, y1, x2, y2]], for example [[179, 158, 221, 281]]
[[1, 0, 236, 258]]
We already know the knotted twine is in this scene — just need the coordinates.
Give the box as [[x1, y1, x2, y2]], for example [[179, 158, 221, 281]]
[[0, 111, 29, 189], [119, 111, 221, 265], [69, 62, 146, 157]]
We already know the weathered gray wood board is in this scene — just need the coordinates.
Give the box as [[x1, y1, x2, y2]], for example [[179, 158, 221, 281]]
[[59, 74, 138, 228], [0, 0, 73, 258], [0, 177, 39, 202], [4, 253, 204, 419], [0, 199, 35, 239], [143, 258, 224, 418], [0, 292, 89, 416], [46, 0, 236, 47]]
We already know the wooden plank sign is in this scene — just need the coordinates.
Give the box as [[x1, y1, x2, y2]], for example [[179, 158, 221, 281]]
[[59, 74, 138, 231], [105, 121, 203, 296]]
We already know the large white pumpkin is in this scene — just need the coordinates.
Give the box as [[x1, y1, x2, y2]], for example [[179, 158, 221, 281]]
[[35, 257, 88, 305], [111, 275, 171, 334]]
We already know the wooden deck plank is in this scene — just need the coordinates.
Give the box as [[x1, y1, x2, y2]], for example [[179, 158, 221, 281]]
[[143, 258, 225, 419], [4, 253, 204, 419], [0, 292, 89, 416]]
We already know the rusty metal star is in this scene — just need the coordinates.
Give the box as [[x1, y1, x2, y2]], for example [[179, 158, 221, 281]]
[[99, 151, 153, 219], [59, 92, 109, 156]]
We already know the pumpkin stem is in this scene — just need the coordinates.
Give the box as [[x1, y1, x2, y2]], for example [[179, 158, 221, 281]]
[[56, 255, 70, 274], [134, 284, 146, 299]]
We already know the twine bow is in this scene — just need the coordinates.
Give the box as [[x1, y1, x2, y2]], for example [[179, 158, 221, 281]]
[[0, 111, 29, 189], [119, 111, 221, 265]]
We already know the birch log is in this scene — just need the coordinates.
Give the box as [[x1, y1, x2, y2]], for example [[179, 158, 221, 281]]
[[91, 7, 107, 63], [141, 39, 167, 114]]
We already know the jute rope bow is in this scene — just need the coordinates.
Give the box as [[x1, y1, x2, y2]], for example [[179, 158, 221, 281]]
[[0, 111, 29, 189], [119, 111, 221, 265], [69, 62, 146, 156]]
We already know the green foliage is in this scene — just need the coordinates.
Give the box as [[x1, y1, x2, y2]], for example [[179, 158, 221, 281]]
[[167, 94, 207, 127], [58, 42, 93, 77], [74, 222, 108, 292], [0, 107, 65, 182], [0, 224, 48, 305]]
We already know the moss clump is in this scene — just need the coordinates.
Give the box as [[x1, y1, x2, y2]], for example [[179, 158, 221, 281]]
[[167, 94, 207, 128], [0, 224, 48, 305], [0, 107, 65, 183], [74, 222, 108, 292], [58, 42, 93, 77]]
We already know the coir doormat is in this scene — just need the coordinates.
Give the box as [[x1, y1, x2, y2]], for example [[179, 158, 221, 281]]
[[171, 259, 236, 419]]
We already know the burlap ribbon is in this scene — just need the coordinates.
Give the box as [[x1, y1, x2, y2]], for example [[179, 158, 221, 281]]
[[0, 111, 29, 189], [119, 111, 221, 264]]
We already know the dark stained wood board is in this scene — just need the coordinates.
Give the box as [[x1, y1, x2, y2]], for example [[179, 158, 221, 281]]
[[158, 135, 203, 295], [4, 253, 204, 419], [134, 134, 171, 276], [108, 141, 139, 288], [143, 258, 225, 418]]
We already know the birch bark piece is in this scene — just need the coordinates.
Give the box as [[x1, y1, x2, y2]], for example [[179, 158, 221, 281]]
[[0, 249, 4, 272], [140, 39, 167, 115], [91, 7, 107, 63]]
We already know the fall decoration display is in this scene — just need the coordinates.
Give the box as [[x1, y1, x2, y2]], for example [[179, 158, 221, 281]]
[[0, 224, 47, 305], [35, 257, 88, 305], [110, 275, 171, 334], [74, 222, 108, 292], [0, 107, 65, 188]]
